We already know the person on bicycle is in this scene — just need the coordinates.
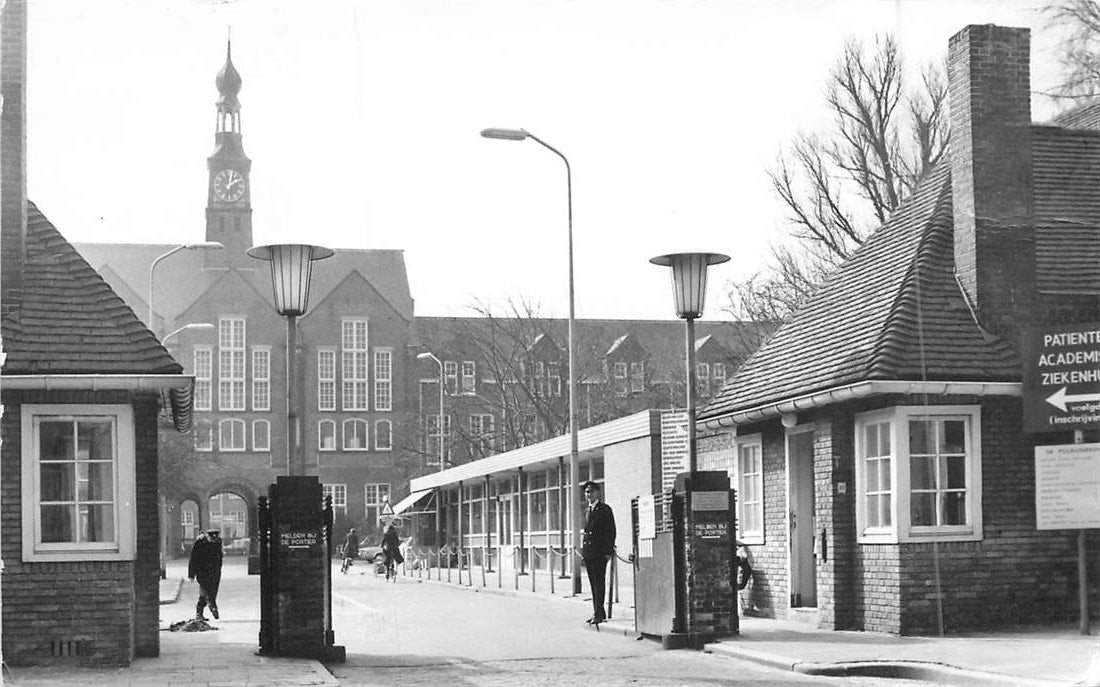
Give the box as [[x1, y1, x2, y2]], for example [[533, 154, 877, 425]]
[[340, 527, 359, 574], [380, 523, 403, 579]]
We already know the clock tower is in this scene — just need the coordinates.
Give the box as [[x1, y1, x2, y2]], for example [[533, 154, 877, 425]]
[[206, 40, 252, 268]]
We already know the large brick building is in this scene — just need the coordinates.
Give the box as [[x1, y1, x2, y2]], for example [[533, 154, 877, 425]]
[[73, 43, 762, 558], [697, 24, 1100, 634]]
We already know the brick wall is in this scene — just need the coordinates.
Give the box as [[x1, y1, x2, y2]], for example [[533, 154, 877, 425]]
[[270, 476, 328, 657], [1, 389, 162, 666], [949, 24, 1036, 342], [1, 0, 27, 315]]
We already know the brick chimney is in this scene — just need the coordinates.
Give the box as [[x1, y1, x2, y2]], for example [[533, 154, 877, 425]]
[[1, 0, 28, 320], [948, 24, 1036, 344]]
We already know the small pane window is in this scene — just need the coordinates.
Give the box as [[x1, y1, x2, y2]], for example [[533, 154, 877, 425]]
[[318, 420, 336, 451], [343, 419, 368, 451]]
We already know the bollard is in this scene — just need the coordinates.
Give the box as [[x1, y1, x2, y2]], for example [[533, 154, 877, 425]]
[[549, 549, 556, 595], [514, 548, 520, 591], [481, 547, 487, 588], [531, 547, 537, 592], [497, 545, 503, 589], [607, 552, 616, 620]]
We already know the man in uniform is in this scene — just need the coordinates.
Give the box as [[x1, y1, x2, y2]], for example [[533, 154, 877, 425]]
[[188, 528, 224, 620], [580, 481, 615, 625]]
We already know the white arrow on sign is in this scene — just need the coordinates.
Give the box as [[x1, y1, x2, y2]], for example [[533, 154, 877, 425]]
[[1046, 386, 1100, 412]]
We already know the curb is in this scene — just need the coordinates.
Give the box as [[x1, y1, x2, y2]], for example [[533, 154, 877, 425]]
[[704, 644, 1066, 687]]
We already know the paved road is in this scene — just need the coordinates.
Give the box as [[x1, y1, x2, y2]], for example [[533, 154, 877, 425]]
[[328, 565, 939, 687]]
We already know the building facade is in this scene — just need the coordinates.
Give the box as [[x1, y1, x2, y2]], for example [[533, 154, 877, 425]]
[[697, 24, 1100, 635]]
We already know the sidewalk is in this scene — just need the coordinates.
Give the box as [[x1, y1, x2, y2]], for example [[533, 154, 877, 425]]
[[410, 562, 1100, 687]]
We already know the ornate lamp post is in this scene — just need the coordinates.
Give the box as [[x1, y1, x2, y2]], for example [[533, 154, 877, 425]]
[[481, 126, 582, 594], [650, 251, 729, 639], [248, 243, 333, 476]]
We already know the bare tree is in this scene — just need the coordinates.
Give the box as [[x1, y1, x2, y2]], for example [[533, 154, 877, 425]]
[[1045, 0, 1100, 101], [726, 35, 948, 323]]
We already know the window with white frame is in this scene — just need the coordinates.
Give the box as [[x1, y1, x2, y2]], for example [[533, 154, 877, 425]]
[[323, 483, 347, 514], [425, 414, 452, 465], [696, 363, 710, 395], [343, 418, 368, 451], [20, 404, 136, 561], [218, 317, 246, 411], [194, 419, 213, 452], [548, 362, 562, 397], [194, 347, 212, 411], [713, 363, 726, 389], [342, 319, 369, 411], [252, 347, 270, 411], [470, 413, 495, 453], [318, 349, 336, 411], [444, 361, 458, 395], [219, 418, 246, 451], [375, 420, 392, 451], [373, 349, 392, 411], [318, 420, 336, 451], [855, 406, 982, 543], [735, 434, 764, 544], [364, 483, 391, 524], [461, 361, 476, 394], [252, 419, 270, 452], [630, 362, 645, 393], [613, 362, 628, 396]]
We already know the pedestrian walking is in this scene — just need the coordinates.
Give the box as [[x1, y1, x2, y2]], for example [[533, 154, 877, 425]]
[[380, 522, 403, 579], [580, 480, 615, 625], [341, 527, 359, 574], [188, 528, 223, 620]]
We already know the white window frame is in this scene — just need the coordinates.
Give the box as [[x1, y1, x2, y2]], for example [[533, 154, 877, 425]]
[[323, 483, 347, 514], [341, 319, 369, 411], [854, 405, 983, 544], [375, 419, 393, 451], [193, 347, 213, 411], [218, 317, 246, 411], [21, 404, 136, 562], [343, 418, 368, 452], [373, 348, 392, 412], [735, 433, 765, 545], [318, 348, 336, 411], [613, 362, 628, 396], [219, 418, 246, 452], [444, 361, 458, 395], [470, 413, 495, 453], [630, 362, 645, 393], [194, 419, 213, 452], [696, 363, 710, 396], [713, 363, 726, 388], [461, 361, 476, 394], [252, 346, 270, 411], [252, 419, 270, 452], [318, 420, 337, 451], [548, 361, 561, 397], [364, 483, 391, 524]]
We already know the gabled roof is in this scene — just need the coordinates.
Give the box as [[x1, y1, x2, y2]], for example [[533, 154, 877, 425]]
[[3, 203, 192, 430], [699, 165, 1019, 422]]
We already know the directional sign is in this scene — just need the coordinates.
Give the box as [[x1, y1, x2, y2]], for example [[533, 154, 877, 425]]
[[1022, 324, 1100, 433]]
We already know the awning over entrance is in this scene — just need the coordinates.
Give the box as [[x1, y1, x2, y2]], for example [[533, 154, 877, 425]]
[[392, 489, 433, 515]]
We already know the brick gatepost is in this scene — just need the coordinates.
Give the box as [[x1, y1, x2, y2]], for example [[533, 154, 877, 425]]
[[674, 470, 737, 645]]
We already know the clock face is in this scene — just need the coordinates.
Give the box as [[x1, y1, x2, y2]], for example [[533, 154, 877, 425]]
[[213, 168, 245, 202]]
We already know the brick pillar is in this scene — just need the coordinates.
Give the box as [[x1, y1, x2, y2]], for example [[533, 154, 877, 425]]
[[949, 24, 1036, 343], [134, 397, 161, 657], [1, 0, 27, 319], [814, 412, 857, 630], [270, 476, 329, 658], [677, 471, 737, 643]]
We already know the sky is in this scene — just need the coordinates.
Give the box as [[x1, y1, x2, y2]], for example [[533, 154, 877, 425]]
[[25, 0, 1063, 321]]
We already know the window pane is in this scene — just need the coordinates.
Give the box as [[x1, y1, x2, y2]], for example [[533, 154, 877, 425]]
[[910, 456, 936, 490], [909, 420, 931, 454], [945, 456, 966, 489], [882, 458, 892, 489], [943, 493, 967, 525], [79, 421, 112, 460], [864, 425, 879, 456], [40, 421, 72, 460], [911, 492, 935, 526], [41, 505, 74, 542], [82, 504, 115, 542], [942, 420, 966, 454], [867, 461, 880, 492], [41, 463, 74, 501], [79, 462, 114, 501]]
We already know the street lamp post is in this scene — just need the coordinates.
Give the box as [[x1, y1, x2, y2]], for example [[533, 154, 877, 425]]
[[650, 251, 729, 637], [248, 243, 334, 476], [148, 242, 223, 334], [481, 126, 582, 594]]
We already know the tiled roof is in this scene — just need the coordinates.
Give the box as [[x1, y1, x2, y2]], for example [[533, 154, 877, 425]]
[[1032, 126, 1100, 293], [3, 203, 183, 375], [1049, 98, 1100, 131], [698, 165, 1019, 422]]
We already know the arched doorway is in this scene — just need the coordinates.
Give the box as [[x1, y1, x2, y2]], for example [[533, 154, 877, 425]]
[[209, 491, 250, 556]]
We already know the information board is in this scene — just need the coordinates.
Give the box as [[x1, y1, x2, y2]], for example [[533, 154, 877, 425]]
[[1022, 324, 1100, 432], [660, 410, 689, 491], [1035, 443, 1100, 530], [278, 526, 322, 553]]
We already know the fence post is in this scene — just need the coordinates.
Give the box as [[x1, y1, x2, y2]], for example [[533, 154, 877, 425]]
[[531, 547, 537, 592], [481, 546, 487, 587], [549, 550, 556, 595], [514, 548, 519, 590], [607, 552, 616, 620]]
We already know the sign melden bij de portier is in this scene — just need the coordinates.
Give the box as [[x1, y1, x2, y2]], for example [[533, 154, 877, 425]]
[[1022, 323, 1100, 433]]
